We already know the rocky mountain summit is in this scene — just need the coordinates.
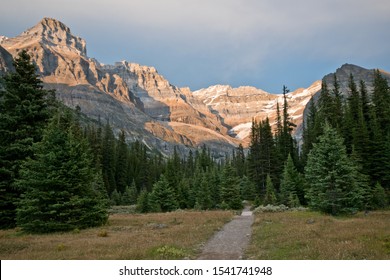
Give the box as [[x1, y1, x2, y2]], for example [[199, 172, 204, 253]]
[[1, 18, 388, 156]]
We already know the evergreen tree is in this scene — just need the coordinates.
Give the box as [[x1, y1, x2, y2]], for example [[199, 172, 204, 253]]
[[301, 97, 321, 167], [177, 178, 190, 209], [263, 174, 277, 205], [110, 189, 121, 206], [15, 111, 108, 233], [150, 175, 178, 212], [371, 70, 390, 134], [279, 85, 296, 160], [331, 74, 344, 133], [239, 175, 256, 201], [136, 189, 151, 213], [369, 182, 388, 210], [121, 180, 138, 205], [280, 154, 304, 206], [369, 71, 390, 192], [305, 124, 366, 215], [248, 118, 280, 194], [232, 144, 246, 177], [317, 81, 334, 124], [165, 147, 182, 201], [101, 120, 116, 194], [220, 164, 242, 209], [0, 50, 55, 229], [115, 130, 129, 194], [195, 173, 212, 210]]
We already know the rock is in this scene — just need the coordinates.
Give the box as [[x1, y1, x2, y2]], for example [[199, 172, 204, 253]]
[[2, 18, 389, 157], [306, 219, 315, 224], [0, 46, 14, 74]]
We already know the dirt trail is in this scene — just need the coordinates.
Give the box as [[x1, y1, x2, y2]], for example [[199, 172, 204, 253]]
[[197, 206, 254, 259]]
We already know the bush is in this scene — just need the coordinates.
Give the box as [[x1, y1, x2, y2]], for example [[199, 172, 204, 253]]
[[253, 204, 308, 213]]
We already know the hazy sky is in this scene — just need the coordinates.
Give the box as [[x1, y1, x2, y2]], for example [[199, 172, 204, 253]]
[[1, 0, 389, 92]]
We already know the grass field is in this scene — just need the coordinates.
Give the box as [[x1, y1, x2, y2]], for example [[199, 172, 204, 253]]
[[0, 210, 234, 260], [246, 210, 390, 260], [2, 209, 389, 260]]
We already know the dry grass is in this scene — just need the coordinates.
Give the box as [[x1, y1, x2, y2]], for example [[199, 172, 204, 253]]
[[0, 210, 234, 260], [246, 210, 390, 260]]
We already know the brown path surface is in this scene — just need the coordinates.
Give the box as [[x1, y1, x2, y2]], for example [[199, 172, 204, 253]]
[[197, 207, 254, 259]]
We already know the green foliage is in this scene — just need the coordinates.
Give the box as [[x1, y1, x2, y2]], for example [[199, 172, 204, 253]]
[[370, 182, 388, 210], [220, 165, 242, 210], [240, 175, 256, 201], [150, 175, 178, 212], [280, 154, 304, 206], [15, 111, 108, 233], [151, 245, 187, 260], [121, 180, 138, 205], [0, 50, 55, 229], [136, 189, 152, 213], [248, 118, 280, 194], [110, 189, 121, 206], [115, 130, 129, 194], [305, 124, 366, 215], [264, 174, 277, 205], [195, 174, 212, 210], [102, 121, 116, 195]]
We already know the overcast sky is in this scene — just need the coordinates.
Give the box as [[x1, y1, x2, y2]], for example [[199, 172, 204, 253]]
[[1, 0, 389, 92]]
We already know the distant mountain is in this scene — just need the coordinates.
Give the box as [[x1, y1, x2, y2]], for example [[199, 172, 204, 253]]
[[194, 82, 321, 144], [1, 18, 388, 156]]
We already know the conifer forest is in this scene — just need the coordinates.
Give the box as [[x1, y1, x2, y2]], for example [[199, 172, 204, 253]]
[[1, 51, 389, 233]]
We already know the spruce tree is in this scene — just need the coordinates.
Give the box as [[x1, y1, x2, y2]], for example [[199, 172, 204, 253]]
[[232, 144, 246, 178], [239, 175, 256, 201], [195, 173, 212, 210], [263, 174, 277, 205], [220, 164, 242, 209], [301, 97, 320, 167], [0, 50, 55, 229], [317, 81, 335, 125], [372, 70, 390, 134], [305, 124, 366, 215], [121, 180, 138, 205], [115, 130, 129, 194], [15, 111, 108, 233], [280, 154, 304, 206], [110, 189, 121, 206], [101, 120, 116, 194], [150, 175, 178, 212], [136, 189, 151, 213], [331, 74, 344, 133]]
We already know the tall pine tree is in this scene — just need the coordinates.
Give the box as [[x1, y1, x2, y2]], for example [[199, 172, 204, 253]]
[[0, 50, 55, 229], [15, 111, 108, 233], [305, 124, 366, 215]]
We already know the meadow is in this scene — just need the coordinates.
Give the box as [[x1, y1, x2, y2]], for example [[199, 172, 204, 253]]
[[1, 209, 389, 260], [246, 210, 390, 260], [0, 210, 233, 259]]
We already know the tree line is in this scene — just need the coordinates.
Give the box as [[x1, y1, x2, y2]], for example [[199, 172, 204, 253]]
[[1, 51, 389, 233]]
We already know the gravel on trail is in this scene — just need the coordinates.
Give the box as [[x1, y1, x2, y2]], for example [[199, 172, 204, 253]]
[[197, 207, 254, 260]]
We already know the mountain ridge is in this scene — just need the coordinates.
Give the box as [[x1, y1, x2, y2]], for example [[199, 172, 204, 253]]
[[1, 18, 389, 156]]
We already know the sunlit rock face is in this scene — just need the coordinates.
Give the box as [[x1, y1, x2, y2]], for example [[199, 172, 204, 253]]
[[3, 18, 387, 156]]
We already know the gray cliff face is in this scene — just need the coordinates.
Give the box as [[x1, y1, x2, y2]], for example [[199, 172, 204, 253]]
[[0, 45, 14, 74], [322, 63, 390, 94], [299, 64, 390, 143]]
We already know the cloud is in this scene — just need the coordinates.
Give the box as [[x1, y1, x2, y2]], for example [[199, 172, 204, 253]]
[[1, 0, 389, 92]]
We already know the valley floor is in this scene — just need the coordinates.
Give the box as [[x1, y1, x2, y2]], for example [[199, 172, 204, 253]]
[[0, 209, 389, 260], [246, 210, 390, 260]]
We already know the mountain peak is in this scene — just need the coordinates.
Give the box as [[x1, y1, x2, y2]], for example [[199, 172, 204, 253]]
[[20, 17, 87, 56], [38, 17, 71, 33]]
